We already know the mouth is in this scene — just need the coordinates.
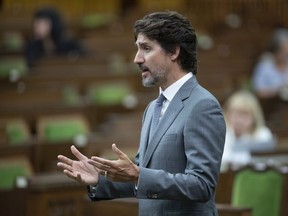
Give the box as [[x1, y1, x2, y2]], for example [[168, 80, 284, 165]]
[[139, 65, 150, 77]]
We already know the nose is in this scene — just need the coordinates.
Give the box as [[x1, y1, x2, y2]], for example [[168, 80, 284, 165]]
[[134, 51, 144, 64]]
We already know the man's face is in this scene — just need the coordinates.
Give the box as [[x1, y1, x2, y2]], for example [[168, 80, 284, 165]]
[[134, 33, 171, 88]]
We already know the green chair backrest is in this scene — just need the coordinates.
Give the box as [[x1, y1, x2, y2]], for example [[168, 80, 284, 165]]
[[80, 13, 115, 29], [43, 120, 88, 143], [232, 168, 283, 216], [6, 122, 27, 145], [0, 164, 30, 189], [62, 86, 81, 106], [0, 59, 27, 78], [88, 83, 131, 106]]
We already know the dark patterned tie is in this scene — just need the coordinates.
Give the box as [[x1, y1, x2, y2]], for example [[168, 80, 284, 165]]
[[149, 93, 166, 140]]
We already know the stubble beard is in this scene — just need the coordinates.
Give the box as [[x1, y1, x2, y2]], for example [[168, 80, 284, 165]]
[[142, 67, 167, 88]]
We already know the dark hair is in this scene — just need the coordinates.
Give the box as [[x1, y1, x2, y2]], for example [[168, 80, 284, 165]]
[[133, 11, 198, 74], [34, 7, 65, 45]]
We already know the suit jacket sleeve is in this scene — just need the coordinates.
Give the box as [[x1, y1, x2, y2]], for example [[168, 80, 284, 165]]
[[136, 99, 226, 201], [87, 103, 151, 201], [87, 176, 135, 201]]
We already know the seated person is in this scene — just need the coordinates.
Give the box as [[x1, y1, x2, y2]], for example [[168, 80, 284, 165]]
[[252, 29, 288, 99], [25, 7, 84, 67], [222, 90, 275, 167]]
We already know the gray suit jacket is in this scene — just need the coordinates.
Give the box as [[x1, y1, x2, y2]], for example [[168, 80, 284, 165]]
[[88, 76, 226, 216]]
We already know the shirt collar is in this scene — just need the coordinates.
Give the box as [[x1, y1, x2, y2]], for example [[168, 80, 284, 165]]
[[160, 72, 193, 102]]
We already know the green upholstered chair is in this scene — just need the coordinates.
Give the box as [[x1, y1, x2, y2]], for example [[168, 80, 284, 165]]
[[62, 85, 82, 106], [0, 59, 27, 79], [3, 32, 23, 52], [6, 121, 29, 145], [0, 157, 33, 190], [3, 118, 30, 145], [87, 83, 132, 106], [231, 167, 284, 216], [37, 114, 90, 143]]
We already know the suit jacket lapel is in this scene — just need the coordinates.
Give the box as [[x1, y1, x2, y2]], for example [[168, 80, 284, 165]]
[[139, 104, 153, 164], [142, 76, 199, 167]]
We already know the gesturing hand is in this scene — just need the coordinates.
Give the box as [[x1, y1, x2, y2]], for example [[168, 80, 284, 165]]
[[88, 144, 139, 183], [57, 145, 99, 185]]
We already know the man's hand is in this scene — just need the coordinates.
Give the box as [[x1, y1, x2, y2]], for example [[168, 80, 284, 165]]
[[88, 144, 139, 183], [57, 145, 99, 185]]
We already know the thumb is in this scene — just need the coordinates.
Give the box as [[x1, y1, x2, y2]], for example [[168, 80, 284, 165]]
[[112, 143, 125, 158]]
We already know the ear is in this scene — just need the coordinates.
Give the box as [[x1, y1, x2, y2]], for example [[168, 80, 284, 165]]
[[170, 46, 180, 61]]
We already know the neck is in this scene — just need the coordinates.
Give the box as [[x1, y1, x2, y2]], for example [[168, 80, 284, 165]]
[[160, 69, 189, 90], [43, 38, 56, 55]]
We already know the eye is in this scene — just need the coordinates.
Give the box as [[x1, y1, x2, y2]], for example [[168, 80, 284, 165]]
[[143, 45, 151, 51]]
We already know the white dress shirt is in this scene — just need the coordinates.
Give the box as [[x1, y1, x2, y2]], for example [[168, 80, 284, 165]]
[[160, 72, 193, 118]]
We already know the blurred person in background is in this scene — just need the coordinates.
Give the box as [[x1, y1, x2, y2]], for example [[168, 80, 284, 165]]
[[221, 90, 275, 167], [252, 29, 288, 100], [25, 7, 84, 67]]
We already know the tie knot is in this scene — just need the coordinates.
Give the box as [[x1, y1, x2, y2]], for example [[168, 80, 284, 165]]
[[156, 93, 166, 104]]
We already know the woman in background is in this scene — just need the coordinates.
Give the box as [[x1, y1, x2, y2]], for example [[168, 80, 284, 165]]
[[252, 29, 288, 99], [222, 90, 275, 167], [25, 7, 84, 67]]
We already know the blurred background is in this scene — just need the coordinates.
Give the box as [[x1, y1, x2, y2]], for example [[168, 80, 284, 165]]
[[0, 0, 288, 216]]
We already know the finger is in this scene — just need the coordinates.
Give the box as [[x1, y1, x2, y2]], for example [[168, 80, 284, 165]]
[[112, 143, 125, 158], [88, 160, 111, 177], [90, 156, 115, 168], [88, 159, 111, 171], [57, 155, 73, 166], [57, 162, 73, 172], [63, 169, 78, 181], [71, 145, 87, 161]]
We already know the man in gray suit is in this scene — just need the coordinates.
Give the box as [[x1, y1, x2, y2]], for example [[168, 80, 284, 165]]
[[57, 11, 226, 215]]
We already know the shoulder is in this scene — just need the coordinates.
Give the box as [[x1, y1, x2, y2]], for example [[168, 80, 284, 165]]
[[253, 126, 273, 140], [184, 83, 225, 126], [254, 54, 276, 75], [187, 82, 221, 109]]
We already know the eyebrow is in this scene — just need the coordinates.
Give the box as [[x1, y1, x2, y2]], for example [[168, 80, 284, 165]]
[[135, 41, 150, 46]]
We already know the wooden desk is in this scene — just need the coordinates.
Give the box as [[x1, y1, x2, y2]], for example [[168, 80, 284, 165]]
[[217, 204, 252, 216], [87, 198, 252, 216], [87, 198, 138, 216], [0, 188, 29, 216], [27, 173, 88, 216]]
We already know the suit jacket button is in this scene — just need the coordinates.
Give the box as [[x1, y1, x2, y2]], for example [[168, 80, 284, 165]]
[[152, 194, 157, 199]]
